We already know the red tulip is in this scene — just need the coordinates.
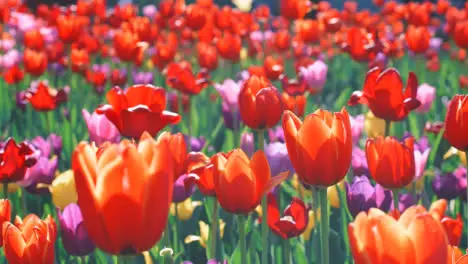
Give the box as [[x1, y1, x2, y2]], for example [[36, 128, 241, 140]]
[[197, 43, 218, 71], [3, 65, 24, 85], [24, 29, 45, 50], [282, 108, 352, 187], [110, 69, 127, 87], [185, 4, 207, 31], [70, 48, 90, 74], [57, 14, 84, 44], [3, 214, 56, 264], [113, 29, 143, 63], [280, 0, 311, 20], [216, 32, 241, 62], [453, 21, 468, 50], [239, 75, 283, 130], [166, 62, 210, 95], [25, 81, 68, 111], [72, 133, 173, 254], [23, 49, 48, 77], [0, 138, 36, 183], [348, 67, 420, 121], [341, 27, 381, 62], [267, 193, 308, 239], [444, 95, 468, 151], [96, 85, 181, 139], [263, 56, 284, 81], [185, 153, 216, 197], [282, 93, 306, 117], [366, 136, 415, 189], [405, 26, 431, 54]]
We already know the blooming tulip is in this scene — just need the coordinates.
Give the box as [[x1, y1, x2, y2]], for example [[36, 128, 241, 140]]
[[72, 132, 174, 254], [349, 67, 420, 121], [0, 199, 11, 247], [267, 193, 308, 239], [96, 85, 181, 139], [349, 206, 448, 263], [3, 214, 56, 264], [0, 138, 36, 183], [24, 81, 68, 112], [282, 108, 352, 187]]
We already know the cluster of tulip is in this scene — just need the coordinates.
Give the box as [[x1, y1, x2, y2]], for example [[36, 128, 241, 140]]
[[0, 0, 468, 263]]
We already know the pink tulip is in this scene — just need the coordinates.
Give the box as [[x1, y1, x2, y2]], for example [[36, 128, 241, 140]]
[[82, 109, 120, 145], [415, 83, 436, 113]]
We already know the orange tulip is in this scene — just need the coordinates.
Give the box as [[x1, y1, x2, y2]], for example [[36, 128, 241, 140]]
[[216, 32, 241, 62], [3, 214, 56, 264], [70, 48, 90, 74], [429, 199, 463, 246], [444, 95, 468, 151], [405, 26, 431, 54], [72, 133, 174, 254], [238, 75, 283, 130], [57, 14, 84, 44], [349, 207, 448, 264], [212, 149, 283, 214], [23, 49, 48, 77], [0, 199, 11, 247], [282, 108, 352, 187], [280, 0, 311, 20], [366, 136, 415, 189], [24, 29, 45, 50], [448, 245, 464, 264]]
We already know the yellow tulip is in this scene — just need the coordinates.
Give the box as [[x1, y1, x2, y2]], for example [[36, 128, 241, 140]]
[[303, 208, 321, 241], [146, 60, 154, 70], [232, 0, 253, 12], [444, 147, 467, 166], [184, 220, 226, 248], [240, 48, 248, 62], [327, 180, 345, 209], [364, 111, 387, 138], [51, 170, 78, 210], [170, 198, 202, 221]]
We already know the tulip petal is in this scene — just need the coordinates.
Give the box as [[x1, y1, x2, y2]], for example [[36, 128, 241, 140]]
[[3, 223, 26, 263], [250, 150, 271, 198], [282, 111, 304, 177]]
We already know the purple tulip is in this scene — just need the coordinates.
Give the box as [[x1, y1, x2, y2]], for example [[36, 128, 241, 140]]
[[49, 62, 66, 76], [415, 83, 436, 113], [16, 91, 27, 110], [264, 142, 293, 176], [82, 109, 121, 145], [40, 27, 58, 44], [240, 132, 254, 157], [31, 134, 62, 157], [268, 126, 285, 143], [57, 203, 95, 256], [299, 60, 328, 92], [22, 155, 58, 194], [173, 174, 196, 203], [429, 38, 442, 53], [349, 114, 364, 144], [351, 147, 368, 177], [132, 70, 154, 85], [92, 64, 111, 77], [345, 176, 392, 217], [236, 70, 251, 82], [184, 135, 206, 152], [414, 147, 430, 181], [432, 171, 465, 200], [454, 167, 467, 201], [389, 193, 419, 213], [221, 103, 241, 130], [9, 12, 38, 33], [214, 79, 242, 113]]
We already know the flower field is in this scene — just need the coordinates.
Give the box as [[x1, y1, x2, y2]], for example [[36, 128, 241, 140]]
[[0, 0, 468, 263]]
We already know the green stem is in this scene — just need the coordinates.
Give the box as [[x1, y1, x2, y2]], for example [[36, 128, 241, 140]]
[[465, 152, 468, 247], [393, 189, 399, 212], [318, 188, 329, 264], [337, 185, 350, 260], [210, 198, 219, 259], [385, 120, 391, 137], [257, 129, 268, 264], [283, 239, 291, 264], [312, 187, 320, 263], [47, 111, 54, 134], [188, 95, 192, 152], [233, 110, 239, 148], [238, 215, 247, 264], [3, 183, 8, 200], [174, 205, 179, 253]]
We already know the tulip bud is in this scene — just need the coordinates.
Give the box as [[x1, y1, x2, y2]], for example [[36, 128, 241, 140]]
[[364, 111, 386, 138], [327, 180, 345, 208], [170, 198, 202, 221]]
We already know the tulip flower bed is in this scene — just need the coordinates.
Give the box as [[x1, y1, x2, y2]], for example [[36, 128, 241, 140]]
[[1, 0, 468, 263]]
